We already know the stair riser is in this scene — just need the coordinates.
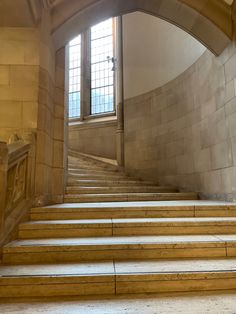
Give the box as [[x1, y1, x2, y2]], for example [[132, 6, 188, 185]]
[[66, 188, 177, 194], [64, 194, 198, 203], [116, 276, 236, 295], [68, 170, 119, 175], [19, 225, 236, 239], [30, 206, 236, 221], [67, 181, 155, 187], [0, 279, 114, 298], [3, 246, 228, 264], [68, 164, 117, 171], [1, 274, 236, 298], [18, 228, 112, 239], [30, 209, 194, 220], [68, 175, 132, 180]]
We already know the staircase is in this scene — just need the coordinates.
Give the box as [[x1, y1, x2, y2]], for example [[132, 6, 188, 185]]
[[65, 153, 198, 203], [1, 154, 236, 298]]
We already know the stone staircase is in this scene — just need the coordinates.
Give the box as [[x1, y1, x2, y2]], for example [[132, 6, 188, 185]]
[[1, 154, 236, 298], [65, 153, 198, 203]]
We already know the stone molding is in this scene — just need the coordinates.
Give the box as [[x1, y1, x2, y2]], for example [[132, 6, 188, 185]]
[[51, 0, 232, 55]]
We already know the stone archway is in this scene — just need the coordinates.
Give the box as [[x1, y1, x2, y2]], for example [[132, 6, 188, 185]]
[[51, 0, 233, 55]]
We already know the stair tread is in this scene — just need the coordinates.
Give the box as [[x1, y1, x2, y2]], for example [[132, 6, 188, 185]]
[[4, 235, 234, 250], [30, 200, 236, 212], [0, 261, 114, 277], [1, 258, 236, 278], [20, 217, 236, 230]]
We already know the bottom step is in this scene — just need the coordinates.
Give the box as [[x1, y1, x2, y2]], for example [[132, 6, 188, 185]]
[[1, 259, 236, 297]]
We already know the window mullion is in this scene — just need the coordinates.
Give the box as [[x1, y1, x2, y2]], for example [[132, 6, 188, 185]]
[[80, 30, 91, 120]]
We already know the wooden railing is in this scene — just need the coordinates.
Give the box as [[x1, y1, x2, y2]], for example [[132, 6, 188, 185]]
[[0, 135, 35, 248]]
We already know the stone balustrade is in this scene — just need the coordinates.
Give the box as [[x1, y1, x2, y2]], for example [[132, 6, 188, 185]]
[[0, 134, 36, 253]]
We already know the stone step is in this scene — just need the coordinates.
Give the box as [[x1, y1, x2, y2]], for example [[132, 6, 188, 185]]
[[18, 217, 236, 239], [68, 168, 120, 175], [67, 179, 157, 187], [64, 192, 198, 203], [1, 258, 236, 297], [30, 201, 236, 220], [114, 258, 236, 294], [68, 169, 123, 176], [68, 154, 118, 170], [65, 186, 177, 194], [3, 234, 236, 264], [67, 173, 133, 181], [68, 164, 112, 172], [0, 261, 114, 298], [68, 162, 117, 171]]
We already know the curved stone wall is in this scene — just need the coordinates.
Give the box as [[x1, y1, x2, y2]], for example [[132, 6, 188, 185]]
[[123, 12, 206, 99], [124, 45, 236, 201]]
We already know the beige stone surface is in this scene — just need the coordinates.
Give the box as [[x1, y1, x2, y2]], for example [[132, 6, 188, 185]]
[[52, 0, 231, 56], [0, 291, 236, 314], [124, 46, 236, 201], [0, 65, 9, 85], [69, 119, 117, 160]]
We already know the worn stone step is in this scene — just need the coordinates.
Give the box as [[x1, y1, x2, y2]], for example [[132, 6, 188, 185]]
[[68, 164, 110, 172], [65, 186, 177, 194], [18, 217, 236, 239], [67, 179, 157, 187], [67, 173, 134, 181], [114, 258, 236, 294], [68, 168, 120, 175], [64, 192, 198, 203], [68, 162, 117, 171], [68, 170, 123, 177], [68, 172, 134, 180], [3, 234, 236, 264], [69, 155, 117, 166], [30, 201, 236, 220], [1, 259, 236, 297], [0, 261, 114, 298]]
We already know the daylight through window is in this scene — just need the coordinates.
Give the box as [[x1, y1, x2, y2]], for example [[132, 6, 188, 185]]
[[68, 18, 115, 119], [69, 35, 81, 118]]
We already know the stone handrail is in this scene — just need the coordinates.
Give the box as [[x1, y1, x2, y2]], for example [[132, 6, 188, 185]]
[[0, 136, 35, 249]]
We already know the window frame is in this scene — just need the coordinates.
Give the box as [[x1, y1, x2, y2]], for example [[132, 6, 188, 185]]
[[68, 17, 118, 122], [68, 35, 82, 120]]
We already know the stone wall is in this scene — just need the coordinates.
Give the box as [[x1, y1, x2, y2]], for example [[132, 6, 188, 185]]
[[52, 47, 66, 203], [0, 9, 65, 206], [35, 9, 66, 205], [124, 45, 236, 201], [0, 27, 39, 141], [123, 12, 206, 99], [69, 118, 117, 160], [35, 8, 56, 206]]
